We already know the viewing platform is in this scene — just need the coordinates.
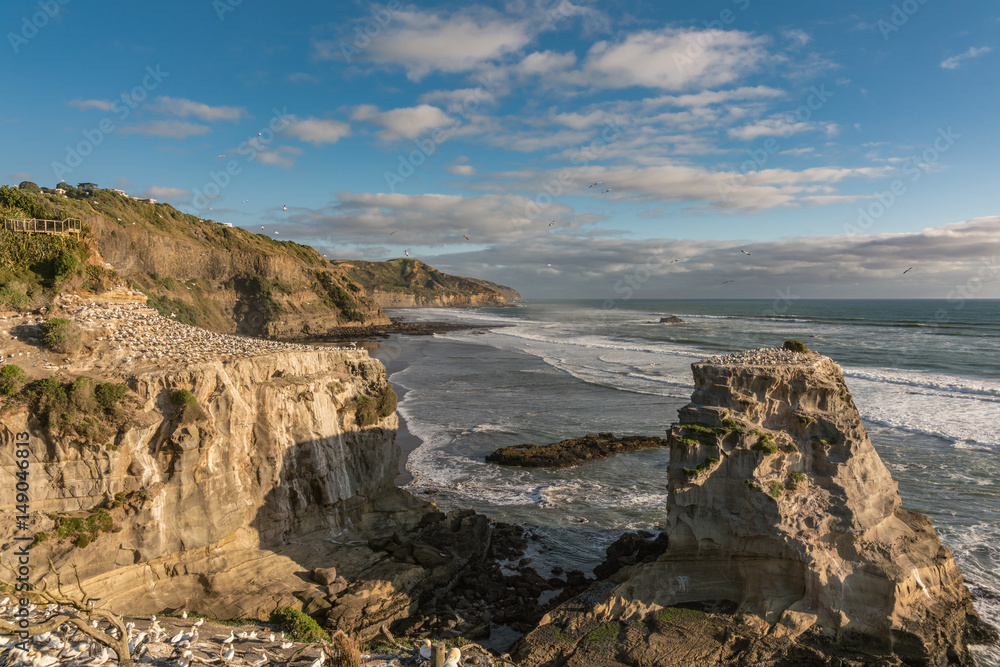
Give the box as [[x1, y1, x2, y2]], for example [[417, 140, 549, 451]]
[[2, 217, 82, 237]]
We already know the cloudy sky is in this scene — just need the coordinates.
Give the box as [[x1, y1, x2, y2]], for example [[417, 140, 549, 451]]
[[3, 0, 999, 299]]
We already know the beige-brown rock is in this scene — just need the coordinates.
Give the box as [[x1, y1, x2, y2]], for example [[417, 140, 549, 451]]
[[514, 348, 993, 666]]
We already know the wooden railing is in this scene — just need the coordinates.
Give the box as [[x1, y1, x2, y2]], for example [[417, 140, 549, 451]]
[[1, 218, 82, 236]]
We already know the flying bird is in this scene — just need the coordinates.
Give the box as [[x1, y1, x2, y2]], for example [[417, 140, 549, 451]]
[[389, 231, 398, 236], [404, 250, 410, 256], [722, 280, 735, 284], [217, 155, 225, 159], [669, 258, 681, 263], [589, 182, 601, 188], [282, 205, 287, 211], [274, 231, 279, 235], [261, 225, 265, 229], [462, 234, 470, 240], [903, 266, 913, 274], [242, 199, 250, 203], [602, 189, 612, 194], [740, 249, 750, 256], [548, 221, 556, 227]]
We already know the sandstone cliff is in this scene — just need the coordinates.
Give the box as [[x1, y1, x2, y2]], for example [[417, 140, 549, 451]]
[[514, 347, 994, 666], [332, 259, 520, 308]]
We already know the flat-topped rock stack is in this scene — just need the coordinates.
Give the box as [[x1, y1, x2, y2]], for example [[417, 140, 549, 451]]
[[513, 347, 995, 666]]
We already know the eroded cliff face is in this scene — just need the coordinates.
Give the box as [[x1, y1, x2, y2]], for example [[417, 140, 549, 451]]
[[621, 351, 979, 662], [0, 348, 419, 619]]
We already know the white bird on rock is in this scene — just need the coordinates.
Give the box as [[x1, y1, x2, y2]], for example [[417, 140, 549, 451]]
[[418, 639, 432, 660], [222, 631, 235, 644], [222, 647, 235, 662], [443, 647, 461, 667]]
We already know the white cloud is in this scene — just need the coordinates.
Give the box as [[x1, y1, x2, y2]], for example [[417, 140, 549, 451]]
[[577, 28, 771, 91], [643, 86, 785, 109], [941, 46, 992, 69], [143, 185, 190, 199], [517, 50, 577, 75], [315, 8, 532, 81], [285, 117, 352, 145], [67, 99, 115, 112], [728, 116, 838, 141], [149, 97, 247, 122], [351, 104, 455, 141], [256, 146, 304, 168], [120, 121, 211, 139], [783, 29, 811, 47], [447, 164, 476, 176]]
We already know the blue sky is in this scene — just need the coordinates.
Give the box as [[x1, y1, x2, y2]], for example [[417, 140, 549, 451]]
[[2, 0, 999, 299]]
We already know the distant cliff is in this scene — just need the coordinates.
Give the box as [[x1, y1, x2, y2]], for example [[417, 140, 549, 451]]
[[332, 258, 520, 308], [514, 347, 995, 666]]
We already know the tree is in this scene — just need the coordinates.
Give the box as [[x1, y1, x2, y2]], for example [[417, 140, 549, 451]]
[[17, 181, 40, 194]]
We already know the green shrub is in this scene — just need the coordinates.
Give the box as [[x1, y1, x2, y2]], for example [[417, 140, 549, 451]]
[[95, 382, 128, 410], [269, 606, 330, 643], [41, 318, 83, 354], [752, 434, 778, 455], [375, 384, 397, 419], [745, 480, 763, 492], [74, 535, 90, 548], [170, 388, 204, 424], [676, 437, 700, 447], [787, 472, 807, 491], [766, 480, 785, 498], [23, 375, 135, 446], [354, 395, 378, 427], [783, 339, 808, 353], [0, 364, 27, 396], [721, 417, 746, 433], [683, 457, 720, 477], [584, 622, 620, 644], [654, 607, 705, 625]]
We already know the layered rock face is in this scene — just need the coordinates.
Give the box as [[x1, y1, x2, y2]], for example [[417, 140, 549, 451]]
[[616, 349, 981, 662], [0, 347, 418, 619], [514, 348, 990, 666]]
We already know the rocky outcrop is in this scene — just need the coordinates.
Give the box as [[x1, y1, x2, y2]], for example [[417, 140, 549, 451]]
[[659, 316, 684, 324], [486, 433, 669, 468], [332, 259, 520, 308], [514, 348, 994, 666]]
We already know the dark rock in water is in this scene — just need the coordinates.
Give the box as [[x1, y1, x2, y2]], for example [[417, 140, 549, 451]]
[[486, 432, 669, 468], [659, 315, 684, 324], [593, 530, 669, 580]]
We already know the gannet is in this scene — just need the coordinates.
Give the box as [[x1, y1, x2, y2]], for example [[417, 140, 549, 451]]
[[443, 647, 461, 667], [418, 639, 432, 659], [740, 249, 750, 255]]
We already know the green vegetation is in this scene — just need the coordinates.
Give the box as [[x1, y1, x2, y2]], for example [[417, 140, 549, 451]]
[[812, 436, 834, 449], [353, 384, 398, 427], [269, 606, 330, 643], [745, 480, 764, 492], [315, 272, 365, 322], [783, 339, 809, 353], [21, 376, 136, 447], [51, 509, 117, 548], [0, 365, 27, 396], [766, 480, 785, 498], [41, 317, 84, 354], [584, 622, 620, 644], [796, 414, 814, 426], [787, 472, 807, 491], [752, 434, 778, 455], [683, 457, 720, 478], [170, 388, 205, 424], [721, 416, 746, 434], [677, 436, 700, 447], [652, 607, 705, 631]]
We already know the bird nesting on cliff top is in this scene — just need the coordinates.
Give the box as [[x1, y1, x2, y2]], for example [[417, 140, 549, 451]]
[[418, 639, 432, 659]]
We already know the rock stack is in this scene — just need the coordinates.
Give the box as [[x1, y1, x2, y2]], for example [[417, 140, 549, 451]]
[[513, 348, 995, 666]]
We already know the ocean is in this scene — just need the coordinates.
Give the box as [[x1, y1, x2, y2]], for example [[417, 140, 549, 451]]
[[370, 299, 1000, 663]]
